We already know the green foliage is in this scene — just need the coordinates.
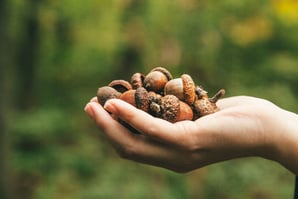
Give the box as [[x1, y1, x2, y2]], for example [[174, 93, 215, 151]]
[[3, 0, 297, 198]]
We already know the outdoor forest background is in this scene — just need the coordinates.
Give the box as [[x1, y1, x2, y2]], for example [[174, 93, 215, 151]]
[[1, 0, 298, 198]]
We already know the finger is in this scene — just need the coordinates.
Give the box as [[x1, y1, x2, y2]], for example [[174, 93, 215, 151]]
[[85, 101, 180, 167], [90, 96, 98, 102], [104, 99, 183, 143], [85, 102, 163, 152], [85, 101, 136, 146]]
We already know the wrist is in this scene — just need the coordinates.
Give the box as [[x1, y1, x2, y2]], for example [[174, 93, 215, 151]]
[[266, 108, 298, 174]]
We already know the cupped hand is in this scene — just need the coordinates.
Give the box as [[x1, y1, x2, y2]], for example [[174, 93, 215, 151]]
[[84, 96, 298, 174]]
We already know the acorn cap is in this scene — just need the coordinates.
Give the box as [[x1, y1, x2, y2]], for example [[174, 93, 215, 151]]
[[131, 73, 145, 89], [195, 85, 208, 99], [181, 74, 196, 105], [108, 80, 132, 93], [151, 67, 173, 81], [147, 91, 162, 117], [160, 95, 180, 123], [192, 98, 218, 119], [135, 87, 149, 112]]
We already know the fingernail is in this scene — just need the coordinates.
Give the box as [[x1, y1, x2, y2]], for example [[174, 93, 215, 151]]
[[84, 103, 94, 117], [104, 101, 117, 114]]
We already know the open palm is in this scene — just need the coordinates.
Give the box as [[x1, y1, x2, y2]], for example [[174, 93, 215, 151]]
[[85, 96, 298, 174]]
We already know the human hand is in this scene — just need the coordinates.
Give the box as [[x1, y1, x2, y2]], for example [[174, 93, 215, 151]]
[[84, 96, 298, 174]]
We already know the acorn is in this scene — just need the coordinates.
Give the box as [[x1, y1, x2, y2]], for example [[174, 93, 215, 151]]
[[96, 67, 225, 122], [131, 72, 145, 89], [97, 86, 121, 106], [143, 67, 173, 94], [158, 95, 193, 123], [119, 89, 136, 106], [164, 74, 196, 105], [147, 91, 163, 117], [120, 87, 150, 112], [192, 89, 225, 119]]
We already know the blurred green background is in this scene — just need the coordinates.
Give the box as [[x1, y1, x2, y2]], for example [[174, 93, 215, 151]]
[[1, 0, 298, 198]]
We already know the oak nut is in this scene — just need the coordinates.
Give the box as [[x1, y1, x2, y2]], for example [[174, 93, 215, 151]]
[[143, 67, 173, 94], [131, 72, 145, 89], [159, 95, 193, 123], [195, 85, 208, 99], [192, 98, 218, 119], [119, 89, 136, 106], [119, 87, 150, 112], [164, 74, 196, 105], [147, 91, 162, 117], [192, 89, 225, 119], [97, 86, 121, 106]]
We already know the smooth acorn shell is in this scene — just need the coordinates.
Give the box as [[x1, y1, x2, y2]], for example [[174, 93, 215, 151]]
[[144, 71, 168, 94], [176, 101, 193, 122], [164, 75, 196, 105], [164, 78, 184, 100], [97, 86, 121, 106], [120, 90, 136, 106]]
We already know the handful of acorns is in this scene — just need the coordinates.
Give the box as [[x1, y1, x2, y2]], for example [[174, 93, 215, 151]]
[[97, 67, 225, 123]]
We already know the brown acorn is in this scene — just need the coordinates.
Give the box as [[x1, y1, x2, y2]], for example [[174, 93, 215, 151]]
[[143, 67, 173, 94], [164, 74, 196, 105], [158, 95, 193, 123], [97, 86, 121, 106], [119, 87, 150, 112], [119, 90, 136, 106], [192, 89, 225, 119], [131, 72, 145, 89]]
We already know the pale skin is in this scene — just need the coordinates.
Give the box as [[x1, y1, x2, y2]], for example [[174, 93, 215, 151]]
[[84, 96, 298, 175]]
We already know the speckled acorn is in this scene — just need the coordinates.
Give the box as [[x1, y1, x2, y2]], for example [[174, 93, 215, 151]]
[[147, 91, 162, 117], [195, 85, 208, 99], [192, 89, 225, 119], [143, 67, 173, 94], [156, 95, 193, 123]]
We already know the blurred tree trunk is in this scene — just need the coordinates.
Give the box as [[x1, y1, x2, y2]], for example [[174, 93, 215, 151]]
[[15, 0, 40, 110], [0, 0, 41, 198], [13, 1, 42, 198], [0, 0, 13, 198]]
